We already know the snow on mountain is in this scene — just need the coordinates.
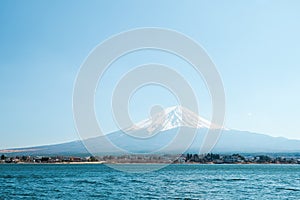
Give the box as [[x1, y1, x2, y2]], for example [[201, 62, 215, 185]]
[[126, 106, 225, 133]]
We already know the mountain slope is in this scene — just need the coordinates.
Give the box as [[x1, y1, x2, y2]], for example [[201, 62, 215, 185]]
[[3, 128, 300, 156], [2, 106, 300, 155]]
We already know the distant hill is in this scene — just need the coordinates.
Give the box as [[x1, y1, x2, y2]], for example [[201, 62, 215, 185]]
[[2, 106, 300, 156]]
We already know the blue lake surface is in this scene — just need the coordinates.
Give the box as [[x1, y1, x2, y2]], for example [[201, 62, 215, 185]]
[[1, 164, 300, 199]]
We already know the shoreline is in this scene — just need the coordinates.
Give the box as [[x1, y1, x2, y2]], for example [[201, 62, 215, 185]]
[[2, 153, 300, 165], [1, 162, 299, 165]]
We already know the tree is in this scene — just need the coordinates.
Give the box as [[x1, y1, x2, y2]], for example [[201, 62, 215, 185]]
[[22, 156, 28, 161], [89, 156, 98, 162]]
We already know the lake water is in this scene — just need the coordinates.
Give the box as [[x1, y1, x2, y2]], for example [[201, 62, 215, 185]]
[[1, 164, 300, 199]]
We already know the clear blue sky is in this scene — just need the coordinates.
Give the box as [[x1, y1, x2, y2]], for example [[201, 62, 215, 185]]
[[1, 0, 300, 149]]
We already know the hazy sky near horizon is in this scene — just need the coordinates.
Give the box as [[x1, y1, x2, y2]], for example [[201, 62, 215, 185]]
[[1, 1, 300, 149]]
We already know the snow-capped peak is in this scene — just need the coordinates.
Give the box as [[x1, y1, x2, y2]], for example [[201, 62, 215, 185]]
[[126, 106, 225, 133]]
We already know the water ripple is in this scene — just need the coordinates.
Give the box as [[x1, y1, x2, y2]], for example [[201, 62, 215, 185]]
[[1, 164, 300, 199]]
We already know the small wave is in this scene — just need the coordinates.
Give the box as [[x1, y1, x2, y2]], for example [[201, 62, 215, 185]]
[[89, 194, 106, 198], [276, 187, 300, 192], [0, 175, 14, 179], [228, 178, 247, 181], [212, 178, 247, 182], [0, 175, 30, 179], [131, 179, 144, 183], [76, 180, 98, 184], [103, 178, 121, 184], [211, 178, 223, 181]]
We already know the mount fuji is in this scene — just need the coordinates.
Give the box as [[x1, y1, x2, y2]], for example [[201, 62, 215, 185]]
[[2, 106, 300, 155], [125, 106, 214, 133]]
